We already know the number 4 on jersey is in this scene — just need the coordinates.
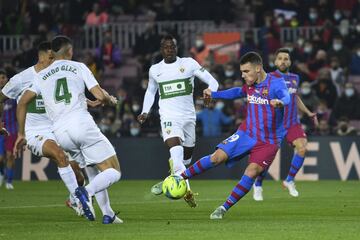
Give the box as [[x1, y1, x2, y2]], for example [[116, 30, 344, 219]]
[[55, 77, 72, 104]]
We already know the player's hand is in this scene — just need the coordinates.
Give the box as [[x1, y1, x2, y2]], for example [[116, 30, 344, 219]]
[[107, 95, 118, 106], [87, 99, 103, 108], [308, 112, 319, 127], [203, 88, 212, 107], [13, 134, 27, 158], [137, 113, 148, 124], [0, 122, 9, 136], [270, 99, 284, 108]]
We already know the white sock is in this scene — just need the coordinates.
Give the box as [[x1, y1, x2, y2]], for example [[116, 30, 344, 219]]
[[85, 168, 121, 197], [85, 166, 115, 217], [183, 158, 192, 166], [170, 145, 185, 175], [58, 165, 78, 195]]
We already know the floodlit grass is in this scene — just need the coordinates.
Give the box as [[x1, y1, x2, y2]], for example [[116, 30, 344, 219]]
[[0, 180, 359, 240]]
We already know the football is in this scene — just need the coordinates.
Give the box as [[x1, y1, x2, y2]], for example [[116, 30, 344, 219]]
[[162, 175, 188, 200]]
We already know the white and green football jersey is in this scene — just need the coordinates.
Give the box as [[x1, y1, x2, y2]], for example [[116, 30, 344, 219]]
[[2, 66, 53, 135], [143, 57, 219, 120], [30, 60, 98, 130]]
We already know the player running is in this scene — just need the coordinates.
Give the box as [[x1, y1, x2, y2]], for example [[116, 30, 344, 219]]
[[252, 48, 318, 201], [137, 35, 219, 207], [15, 36, 122, 224], [0, 42, 85, 199], [178, 52, 290, 219]]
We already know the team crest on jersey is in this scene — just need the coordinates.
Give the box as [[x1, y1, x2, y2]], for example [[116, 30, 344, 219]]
[[180, 67, 185, 73], [261, 88, 269, 97], [292, 80, 297, 85]]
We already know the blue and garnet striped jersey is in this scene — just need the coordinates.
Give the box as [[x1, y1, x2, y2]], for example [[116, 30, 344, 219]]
[[3, 99, 17, 135], [274, 70, 300, 129], [211, 72, 290, 145]]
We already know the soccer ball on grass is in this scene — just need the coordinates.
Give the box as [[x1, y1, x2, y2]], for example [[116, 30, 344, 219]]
[[162, 175, 187, 200]]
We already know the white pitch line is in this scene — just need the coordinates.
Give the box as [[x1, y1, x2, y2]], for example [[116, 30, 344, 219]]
[[0, 198, 226, 209]]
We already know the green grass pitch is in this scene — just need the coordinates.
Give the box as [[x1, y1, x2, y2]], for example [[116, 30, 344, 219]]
[[0, 180, 359, 240]]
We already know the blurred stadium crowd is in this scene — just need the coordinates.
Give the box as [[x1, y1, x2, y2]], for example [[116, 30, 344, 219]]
[[1, 0, 360, 138]]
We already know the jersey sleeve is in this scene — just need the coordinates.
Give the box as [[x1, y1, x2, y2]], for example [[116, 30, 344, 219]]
[[28, 80, 41, 95], [79, 63, 99, 90], [189, 58, 219, 91], [273, 77, 290, 105], [211, 86, 246, 99], [1, 74, 23, 99], [141, 68, 159, 114]]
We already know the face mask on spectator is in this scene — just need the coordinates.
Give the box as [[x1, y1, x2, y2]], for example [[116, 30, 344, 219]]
[[195, 39, 204, 48], [225, 70, 234, 77], [334, 12, 342, 21], [301, 87, 311, 95], [304, 46, 312, 53], [357, 50, 360, 57], [333, 43, 342, 51], [215, 102, 224, 110], [277, 17, 284, 25], [309, 13, 317, 21], [132, 104, 140, 112], [345, 88, 354, 97], [130, 128, 140, 136], [356, 25, 360, 32], [297, 38, 304, 47], [268, 62, 275, 68]]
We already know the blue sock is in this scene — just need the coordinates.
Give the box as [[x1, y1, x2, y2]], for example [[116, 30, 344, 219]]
[[255, 168, 268, 187], [286, 154, 305, 182], [0, 162, 4, 175], [6, 168, 13, 183], [223, 175, 254, 210], [181, 155, 214, 179]]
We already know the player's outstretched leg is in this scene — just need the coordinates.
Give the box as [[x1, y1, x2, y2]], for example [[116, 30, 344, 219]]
[[253, 168, 268, 201], [78, 155, 121, 221], [150, 158, 174, 195], [85, 165, 123, 224], [283, 138, 307, 197], [210, 163, 262, 220], [5, 151, 15, 190], [180, 155, 216, 179], [43, 140, 79, 194]]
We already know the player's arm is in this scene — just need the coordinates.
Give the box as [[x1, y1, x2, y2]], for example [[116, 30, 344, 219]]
[[206, 87, 246, 100], [137, 72, 158, 124], [297, 95, 318, 127], [194, 67, 219, 91], [0, 92, 9, 136], [89, 85, 117, 106], [13, 90, 37, 155], [80, 63, 117, 106], [271, 79, 290, 108]]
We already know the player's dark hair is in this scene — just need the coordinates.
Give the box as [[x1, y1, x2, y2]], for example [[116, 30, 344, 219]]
[[51, 35, 72, 52], [0, 69, 6, 75], [275, 48, 291, 57], [37, 41, 51, 53], [240, 51, 263, 65], [161, 34, 176, 45]]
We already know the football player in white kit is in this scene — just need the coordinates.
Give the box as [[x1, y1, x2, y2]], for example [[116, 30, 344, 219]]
[[138, 35, 219, 207], [14, 36, 122, 224], [0, 42, 85, 206]]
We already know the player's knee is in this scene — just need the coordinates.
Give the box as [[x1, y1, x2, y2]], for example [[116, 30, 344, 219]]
[[296, 145, 307, 157], [53, 149, 68, 167], [109, 168, 121, 182], [210, 154, 225, 165]]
